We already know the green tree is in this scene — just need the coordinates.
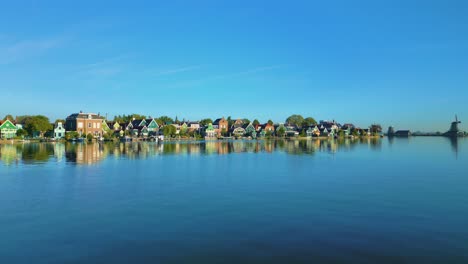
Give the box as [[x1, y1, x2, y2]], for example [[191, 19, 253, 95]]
[[65, 131, 79, 140], [24, 115, 53, 137], [3, 114, 14, 121], [338, 130, 345, 138], [370, 124, 382, 134], [286, 114, 305, 127], [163, 125, 177, 137], [242, 118, 250, 124], [86, 133, 94, 142], [158, 116, 174, 125], [227, 116, 233, 127], [54, 119, 65, 125], [253, 119, 260, 126], [277, 126, 286, 137], [299, 129, 307, 137], [302, 117, 317, 127], [16, 129, 28, 138], [221, 128, 227, 136], [267, 119, 274, 125], [200, 118, 213, 126]]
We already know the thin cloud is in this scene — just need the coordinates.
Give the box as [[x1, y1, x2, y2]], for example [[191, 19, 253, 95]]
[[75, 54, 136, 77], [0, 36, 68, 65], [166, 64, 286, 89], [151, 65, 202, 77]]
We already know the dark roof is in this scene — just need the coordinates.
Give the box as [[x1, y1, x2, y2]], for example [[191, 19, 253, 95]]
[[213, 118, 224, 125], [66, 112, 104, 120]]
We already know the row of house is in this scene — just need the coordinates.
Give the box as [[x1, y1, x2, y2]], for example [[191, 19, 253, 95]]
[[1, 112, 377, 140]]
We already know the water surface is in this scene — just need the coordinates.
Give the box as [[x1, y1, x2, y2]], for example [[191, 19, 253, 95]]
[[1, 138, 467, 263]]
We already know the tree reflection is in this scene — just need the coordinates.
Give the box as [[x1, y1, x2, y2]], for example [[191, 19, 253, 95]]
[[1, 137, 462, 166]]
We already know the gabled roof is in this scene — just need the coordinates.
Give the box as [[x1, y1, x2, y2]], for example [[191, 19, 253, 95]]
[[0, 119, 17, 129]]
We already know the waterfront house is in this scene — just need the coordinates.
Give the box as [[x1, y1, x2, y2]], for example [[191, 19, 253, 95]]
[[285, 124, 299, 137], [262, 123, 275, 132], [204, 123, 216, 138], [244, 123, 257, 138], [54, 122, 66, 139], [65, 112, 105, 137], [232, 119, 244, 129], [213, 117, 229, 136], [126, 118, 159, 137], [106, 122, 125, 137], [188, 121, 200, 131], [101, 120, 112, 135], [0, 119, 18, 139], [231, 127, 246, 137], [306, 126, 320, 137], [319, 127, 329, 137]]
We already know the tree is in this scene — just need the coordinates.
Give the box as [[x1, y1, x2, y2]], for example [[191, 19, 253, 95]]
[[302, 117, 317, 127], [267, 119, 274, 126], [277, 126, 286, 137], [158, 116, 174, 125], [16, 129, 28, 138], [86, 133, 94, 142], [54, 119, 65, 125], [3, 114, 14, 121], [242, 118, 250, 124], [227, 116, 233, 127], [163, 125, 177, 137], [65, 131, 79, 140], [253, 119, 260, 126], [24, 115, 52, 137], [370, 124, 382, 134], [338, 130, 345, 138], [299, 129, 307, 137], [200, 118, 213, 127], [286, 114, 304, 127], [221, 128, 227, 136]]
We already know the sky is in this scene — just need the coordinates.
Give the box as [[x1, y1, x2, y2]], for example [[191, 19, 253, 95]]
[[0, 0, 467, 132]]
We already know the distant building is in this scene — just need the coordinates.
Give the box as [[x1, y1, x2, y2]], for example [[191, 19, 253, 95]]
[[387, 126, 395, 136], [54, 122, 66, 139], [65, 112, 105, 137], [394, 130, 411, 137]]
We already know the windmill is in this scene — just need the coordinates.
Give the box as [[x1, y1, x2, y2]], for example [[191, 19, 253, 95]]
[[444, 114, 461, 137]]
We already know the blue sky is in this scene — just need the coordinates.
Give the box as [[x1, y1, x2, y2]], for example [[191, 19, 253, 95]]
[[0, 0, 467, 132]]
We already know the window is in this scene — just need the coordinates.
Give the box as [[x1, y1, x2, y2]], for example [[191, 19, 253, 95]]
[[97, 123, 100, 128], [78, 122, 83, 128], [88, 123, 92, 128]]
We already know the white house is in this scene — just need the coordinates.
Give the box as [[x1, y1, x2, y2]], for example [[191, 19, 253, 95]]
[[54, 122, 66, 139]]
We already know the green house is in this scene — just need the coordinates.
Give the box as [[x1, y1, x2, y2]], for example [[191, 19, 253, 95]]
[[204, 123, 216, 138], [0, 120, 18, 139], [102, 120, 112, 134], [147, 119, 159, 132]]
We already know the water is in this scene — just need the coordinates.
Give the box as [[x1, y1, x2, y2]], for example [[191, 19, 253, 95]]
[[1, 138, 467, 263]]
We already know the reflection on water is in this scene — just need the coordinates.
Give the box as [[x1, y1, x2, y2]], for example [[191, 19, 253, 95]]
[[0, 138, 387, 166]]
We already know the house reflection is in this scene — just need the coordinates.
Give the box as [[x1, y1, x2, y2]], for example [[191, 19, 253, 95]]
[[2, 137, 461, 167], [65, 143, 106, 165]]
